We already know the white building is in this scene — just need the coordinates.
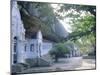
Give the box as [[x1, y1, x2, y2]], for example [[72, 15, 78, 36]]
[[11, 1, 53, 65]]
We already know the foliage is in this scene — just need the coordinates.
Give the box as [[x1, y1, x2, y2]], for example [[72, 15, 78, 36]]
[[71, 14, 95, 32], [67, 13, 96, 55], [54, 4, 96, 41], [56, 4, 96, 18], [74, 34, 95, 55], [49, 43, 70, 62], [64, 41, 77, 50], [67, 14, 96, 41]]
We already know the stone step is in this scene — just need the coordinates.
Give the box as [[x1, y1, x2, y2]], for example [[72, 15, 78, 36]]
[[39, 54, 53, 66], [25, 54, 53, 67], [41, 54, 53, 62]]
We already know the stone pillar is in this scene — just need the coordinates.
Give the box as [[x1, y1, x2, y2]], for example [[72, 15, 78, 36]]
[[37, 30, 43, 58], [36, 30, 43, 66]]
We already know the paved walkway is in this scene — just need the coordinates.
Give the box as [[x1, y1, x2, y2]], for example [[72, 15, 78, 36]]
[[75, 59, 96, 70], [19, 57, 96, 73]]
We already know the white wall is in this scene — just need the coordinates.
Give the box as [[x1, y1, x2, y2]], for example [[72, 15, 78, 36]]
[[25, 39, 53, 59], [11, 1, 26, 64], [25, 39, 38, 59], [42, 42, 53, 55]]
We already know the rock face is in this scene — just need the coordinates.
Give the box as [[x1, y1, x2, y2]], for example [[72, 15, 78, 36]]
[[54, 19, 68, 38], [18, 1, 69, 42], [11, 1, 53, 66]]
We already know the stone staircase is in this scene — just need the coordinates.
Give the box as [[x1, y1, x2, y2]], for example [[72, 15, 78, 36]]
[[25, 53, 53, 67], [37, 54, 53, 66]]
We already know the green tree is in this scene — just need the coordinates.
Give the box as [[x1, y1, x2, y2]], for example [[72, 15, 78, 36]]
[[68, 14, 96, 55], [68, 14, 95, 40], [49, 43, 69, 62]]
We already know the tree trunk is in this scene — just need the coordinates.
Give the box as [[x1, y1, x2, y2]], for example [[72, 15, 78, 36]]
[[55, 56, 58, 62]]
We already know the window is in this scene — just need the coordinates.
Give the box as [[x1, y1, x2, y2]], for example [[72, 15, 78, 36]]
[[25, 45, 27, 52], [14, 37, 17, 53], [13, 54, 17, 64], [14, 42, 17, 52], [30, 44, 34, 51], [13, 37, 18, 64], [39, 43, 41, 57]]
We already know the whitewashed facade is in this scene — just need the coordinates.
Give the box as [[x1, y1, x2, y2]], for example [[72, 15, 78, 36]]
[[11, 1, 26, 64], [11, 1, 53, 65]]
